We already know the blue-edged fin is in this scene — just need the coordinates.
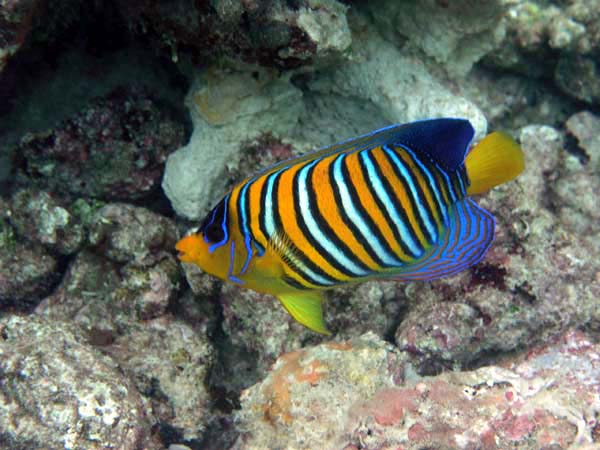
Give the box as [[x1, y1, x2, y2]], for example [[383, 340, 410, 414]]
[[392, 118, 475, 172], [278, 291, 331, 335], [394, 198, 495, 281], [250, 118, 474, 180]]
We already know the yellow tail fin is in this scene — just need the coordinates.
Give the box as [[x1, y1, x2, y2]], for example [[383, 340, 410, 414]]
[[465, 131, 525, 195]]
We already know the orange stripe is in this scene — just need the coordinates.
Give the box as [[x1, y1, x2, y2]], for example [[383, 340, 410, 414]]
[[277, 160, 351, 281], [344, 151, 413, 262], [432, 169, 450, 206], [312, 154, 380, 271], [227, 183, 243, 242], [397, 151, 441, 226], [371, 148, 428, 248], [246, 175, 270, 248]]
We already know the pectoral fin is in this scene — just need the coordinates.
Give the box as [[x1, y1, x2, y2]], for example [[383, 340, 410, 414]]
[[277, 291, 331, 335]]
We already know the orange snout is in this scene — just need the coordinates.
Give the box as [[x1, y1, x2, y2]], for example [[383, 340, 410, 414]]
[[176, 234, 202, 263]]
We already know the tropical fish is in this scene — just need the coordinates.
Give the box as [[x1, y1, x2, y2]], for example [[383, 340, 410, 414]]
[[176, 119, 524, 334]]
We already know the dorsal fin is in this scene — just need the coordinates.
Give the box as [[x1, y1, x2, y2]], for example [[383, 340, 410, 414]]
[[248, 118, 474, 181], [390, 118, 475, 172]]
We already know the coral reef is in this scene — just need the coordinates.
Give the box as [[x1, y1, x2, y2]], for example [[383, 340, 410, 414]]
[[36, 203, 181, 335], [116, 0, 352, 70], [0, 238, 57, 308], [0, 315, 160, 449], [0, 0, 40, 75], [88, 202, 178, 265], [363, 0, 507, 76], [486, 0, 600, 104], [164, 22, 486, 219], [163, 67, 305, 219], [394, 124, 600, 374], [14, 86, 185, 201], [7, 188, 84, 255], [235, 333, 405, 449], [109, 318, 214, 441], [235, 330, 600, 449], [1, 0, 600, 448]]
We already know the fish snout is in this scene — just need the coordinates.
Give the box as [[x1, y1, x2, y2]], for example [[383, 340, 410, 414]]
[[176, 234, 201, 263]]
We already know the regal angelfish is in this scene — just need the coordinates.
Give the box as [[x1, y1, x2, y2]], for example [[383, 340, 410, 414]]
[[176, 119, 524, 334]]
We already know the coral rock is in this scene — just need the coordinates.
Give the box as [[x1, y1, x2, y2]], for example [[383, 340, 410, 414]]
[[0, 0, 40, 75], [7, 188, 84, 255], [0, 237, 57, 308], [163, 68, 304, 219], [36, 249, 181, 339], [88, 203, 178, 266], [364, 0, 507, 76], [394, 124, 600, 373], [16, 86, 185, 201], [0, 315, 158, 450], [235, 333, 405, 449], [109, 317, 214, 441], [117, 0, 351, 70], [235, 330, 600, 449], [345, 330, 600, 449]]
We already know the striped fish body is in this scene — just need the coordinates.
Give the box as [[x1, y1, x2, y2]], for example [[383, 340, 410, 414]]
[[177, 119, 525, 334]]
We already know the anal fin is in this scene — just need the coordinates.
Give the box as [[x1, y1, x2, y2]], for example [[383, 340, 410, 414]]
[[396, 198, 495, 281], [278, 291, 331, 335]]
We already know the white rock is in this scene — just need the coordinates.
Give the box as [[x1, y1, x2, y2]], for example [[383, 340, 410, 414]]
[[162, 68, 304, 219], [363, 0, 506, 77], [307, 31, 487, 139]]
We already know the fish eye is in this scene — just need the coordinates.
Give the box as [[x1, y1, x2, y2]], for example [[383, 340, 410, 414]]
[[203, 222, 225, 243], [199, 197, 229, 245]]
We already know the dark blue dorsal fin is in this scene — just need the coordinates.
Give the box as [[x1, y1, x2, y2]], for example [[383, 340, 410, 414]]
[[392, 118, 475, 172], [248, 118, 474, 182]]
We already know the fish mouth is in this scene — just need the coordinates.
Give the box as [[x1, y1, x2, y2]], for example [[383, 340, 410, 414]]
[[175, 235, 196, 263]]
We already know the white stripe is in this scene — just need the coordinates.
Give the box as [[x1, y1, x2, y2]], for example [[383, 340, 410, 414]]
[[333, 154, 403, 267], [360, 150, 422, 258], [403, 147, 448, 224], [297, 160, 368, 277], [384, 145, 437, 243], [440, 168, 458, 203], [263, 169, 281, 237], [265, 167, 334, 286]]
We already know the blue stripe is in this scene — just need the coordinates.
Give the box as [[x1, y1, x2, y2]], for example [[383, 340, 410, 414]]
[[207, 194, 230, 253], [402, 146, 448, 225], [237, 182, 254, 275], [360, 150, 422, 258], [228, 241, 244, 284], [383, 145, 438, 244], [332, 154, 404, 268], [456, 170, 467, 197], [394, 198, 494, 281], [439, 166, 458, 203]]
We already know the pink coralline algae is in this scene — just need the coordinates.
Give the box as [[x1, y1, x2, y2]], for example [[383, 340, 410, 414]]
[[236, 330, 600, 450]]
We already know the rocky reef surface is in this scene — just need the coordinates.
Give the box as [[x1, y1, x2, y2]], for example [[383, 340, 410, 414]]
[[0, 0, 599, 449]]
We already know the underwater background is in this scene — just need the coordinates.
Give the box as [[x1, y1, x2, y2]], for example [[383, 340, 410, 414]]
[[0, 0, 599, 449]]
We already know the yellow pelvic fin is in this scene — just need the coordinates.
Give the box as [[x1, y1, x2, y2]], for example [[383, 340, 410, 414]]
[[277, 291, 331, 335], [465, 131, 525, 195]]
